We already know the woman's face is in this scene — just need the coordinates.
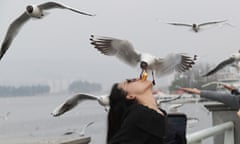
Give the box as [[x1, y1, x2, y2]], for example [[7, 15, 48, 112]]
[[118, 78, 153, 96]]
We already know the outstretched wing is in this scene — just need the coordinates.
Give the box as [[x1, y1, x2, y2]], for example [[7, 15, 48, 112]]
[[167, 22, 192, 27], [153, 53, 197, 77], [51, 93, 98, 117], [90, 35, 141, 67], [198, 20, 227, 27], [0, 12, 29, 61], [203, 57, 235, 77], [38, 2, 95, 16]]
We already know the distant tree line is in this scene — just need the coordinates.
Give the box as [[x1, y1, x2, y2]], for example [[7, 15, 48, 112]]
[[68, 80, 102, 93], [0, 80, 103, 96], [0, 85, 50, 97]]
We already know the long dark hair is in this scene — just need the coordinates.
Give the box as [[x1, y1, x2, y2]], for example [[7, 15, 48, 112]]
[[106, 83, 136, 143]]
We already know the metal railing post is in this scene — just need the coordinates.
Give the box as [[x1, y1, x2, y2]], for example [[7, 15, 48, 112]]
[[224, 127, 234, 144], [187, 121, 234, 144]]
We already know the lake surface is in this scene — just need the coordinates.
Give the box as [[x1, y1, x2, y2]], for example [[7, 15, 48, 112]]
[[0, 94, 213, 144]]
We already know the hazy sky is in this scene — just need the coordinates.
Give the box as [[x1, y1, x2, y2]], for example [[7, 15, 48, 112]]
[[1, 0, 240, 90]]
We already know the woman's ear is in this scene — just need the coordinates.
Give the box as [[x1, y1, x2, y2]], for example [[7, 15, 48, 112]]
[[126, 95, 136, 100]]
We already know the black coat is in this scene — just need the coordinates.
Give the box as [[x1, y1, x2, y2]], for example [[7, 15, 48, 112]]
[[109, 104, 167, 144]]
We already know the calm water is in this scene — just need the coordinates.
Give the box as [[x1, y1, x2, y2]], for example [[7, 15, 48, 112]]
[[0, 94, 212, 144]]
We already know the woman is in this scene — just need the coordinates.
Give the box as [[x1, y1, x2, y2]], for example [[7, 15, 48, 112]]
[[107, 78, 167, 144], [180, 87, 240, 117]]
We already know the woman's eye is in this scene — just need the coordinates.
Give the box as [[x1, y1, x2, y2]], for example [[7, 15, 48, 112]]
[[126, 79, 137, 83]]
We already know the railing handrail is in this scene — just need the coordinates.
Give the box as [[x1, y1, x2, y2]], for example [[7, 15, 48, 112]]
[[187, 121, 234, 144]]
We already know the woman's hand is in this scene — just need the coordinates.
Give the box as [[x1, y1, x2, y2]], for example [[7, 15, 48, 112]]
[[179, 88, 201, 95], [222, 83, 234, 91], [237, 109, 240, 118]]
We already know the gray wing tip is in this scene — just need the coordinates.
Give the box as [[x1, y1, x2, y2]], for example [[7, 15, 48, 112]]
[[178, 54, 198, 72], [0, 42, 10, 61], [89, 35, 94, 41], [201, 73, 209, 77], [90, 34, 116, 40], [201, 68, 217, 77]]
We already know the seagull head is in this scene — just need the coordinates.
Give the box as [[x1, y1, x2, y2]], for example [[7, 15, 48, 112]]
[[139, 61, 156, 85], [98, 95, 110, 106], [140, 61, 149, 80], [25, 5, 43, 18], [192, 24, 199, 32], [192, 24, 197, 28], [231, 53, 240, 60], [140, 61, 148, 69], [26, 5, 34, 13]]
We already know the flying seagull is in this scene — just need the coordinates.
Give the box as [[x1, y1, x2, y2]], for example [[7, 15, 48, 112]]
[[90, 35, 197, 83], [167, 20, 227, 32], [203, 51, 240, 77], [63, 121, 95, 136], [51, 93, 109, 117], [167, 103, 184, 113], [52, 91, 181, 117], [0, 1, 95, 61], [0, 112, 10, 120]]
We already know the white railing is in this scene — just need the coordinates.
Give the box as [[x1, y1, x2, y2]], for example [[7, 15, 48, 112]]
[[187, 121, 234, 144]]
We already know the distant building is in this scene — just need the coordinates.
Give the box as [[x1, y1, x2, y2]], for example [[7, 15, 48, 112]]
[[47, 79, 73, 93]]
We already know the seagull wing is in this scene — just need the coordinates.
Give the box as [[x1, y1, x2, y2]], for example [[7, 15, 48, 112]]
[[38, 2, 95, 16], [51, 93, 98, 117], [167, 22, 192, 27], [0, 12, 29, 61], [90, 35, 141, 67], [78, 121, 95, 136], [203, 57, 235, 77], [153, 53, 197, 77], [198, 20, 227, 27]]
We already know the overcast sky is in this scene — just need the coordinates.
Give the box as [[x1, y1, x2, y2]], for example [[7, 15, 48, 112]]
[[1, 0, 240, 90]]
